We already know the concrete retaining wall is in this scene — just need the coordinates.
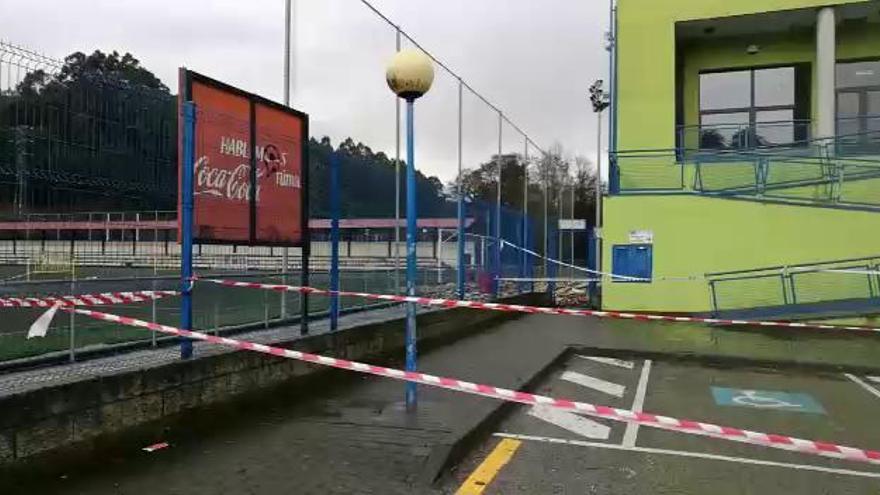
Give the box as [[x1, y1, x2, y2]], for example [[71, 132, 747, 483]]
[[0, 293, 544, 466]]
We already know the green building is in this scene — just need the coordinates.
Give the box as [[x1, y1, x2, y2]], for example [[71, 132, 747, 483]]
[[603, 0, 880, 316]]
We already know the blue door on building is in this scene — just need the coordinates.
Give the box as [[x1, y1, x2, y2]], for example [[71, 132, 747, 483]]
[[611, 244, 652, 282]]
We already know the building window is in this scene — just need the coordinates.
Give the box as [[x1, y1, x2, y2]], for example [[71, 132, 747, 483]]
[[697, 66, 809, 149], [836, 60, 880, 149]]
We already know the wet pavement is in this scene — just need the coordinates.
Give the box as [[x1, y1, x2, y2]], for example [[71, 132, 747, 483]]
[[0, 315, 572, 495], [4, 312, 880, 494], [445, 355, 880, 494]]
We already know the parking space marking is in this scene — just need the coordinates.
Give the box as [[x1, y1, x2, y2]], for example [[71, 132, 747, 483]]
[[622, 359, 652, 447], [455, 438, 522, 495], [711, 387, 826, 414], [527, 405, 611, 440], [576, 355, 635, 369], [493, 433, 880, 480], [845, 373, 880, 400], [560, 370, 626, 398]]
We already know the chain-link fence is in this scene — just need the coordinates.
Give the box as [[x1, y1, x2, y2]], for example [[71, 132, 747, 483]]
[[0, 262, 479, 364]]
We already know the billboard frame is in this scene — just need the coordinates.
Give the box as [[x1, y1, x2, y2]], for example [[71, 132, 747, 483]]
[[179, 68, 310, 248]]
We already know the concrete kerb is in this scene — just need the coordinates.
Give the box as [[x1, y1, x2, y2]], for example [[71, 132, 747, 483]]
[[569, 345, 880, 376], [419, 347, 573, 486], [6, 292, 880, 477], [0, 293, 543, 468]]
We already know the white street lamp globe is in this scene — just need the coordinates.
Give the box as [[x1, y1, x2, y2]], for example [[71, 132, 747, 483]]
[[386, 49, 434, 100]]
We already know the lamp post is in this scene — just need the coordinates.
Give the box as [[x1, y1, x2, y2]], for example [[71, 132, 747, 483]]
[[386, 48, 434, 411], [589, 80, 610, 306]]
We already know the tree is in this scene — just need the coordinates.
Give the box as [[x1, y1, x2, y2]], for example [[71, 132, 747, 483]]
[[1, 49, 175, 214], [700, 129, 726, 150], [16, 50, 169, 97], [2, 49, 453, 218], [308, 136, 453, 219], [449, 143, 599, 257]]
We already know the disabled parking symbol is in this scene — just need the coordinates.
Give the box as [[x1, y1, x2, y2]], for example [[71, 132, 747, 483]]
[[711, 387, 826, 414]]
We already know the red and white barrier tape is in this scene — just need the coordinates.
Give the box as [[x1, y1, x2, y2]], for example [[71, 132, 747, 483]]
[[63, 305, 880, 466], [0, 290, 178, 308], [199, 278, 880, 334]]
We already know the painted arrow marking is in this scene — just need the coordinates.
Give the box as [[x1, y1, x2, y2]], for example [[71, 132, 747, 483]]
[[576, 355, 635, 370], [528, 405, 610, 440], [561, 371, 626, 398]]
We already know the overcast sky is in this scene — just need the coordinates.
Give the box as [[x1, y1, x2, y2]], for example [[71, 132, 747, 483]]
[[1, 0, 610, 182]]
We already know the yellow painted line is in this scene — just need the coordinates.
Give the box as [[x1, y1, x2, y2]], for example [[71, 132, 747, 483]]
[[455, 438, 522, 495]]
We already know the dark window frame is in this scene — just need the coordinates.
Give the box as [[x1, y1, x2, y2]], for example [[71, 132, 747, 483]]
[[835, 58, 880, 143], [698, 65, 810, 147]]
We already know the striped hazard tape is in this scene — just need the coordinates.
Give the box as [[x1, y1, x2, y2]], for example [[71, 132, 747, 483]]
[[0, 290, 178, 308], [62, 305, 880, 466], [199, 278, 880, 334]]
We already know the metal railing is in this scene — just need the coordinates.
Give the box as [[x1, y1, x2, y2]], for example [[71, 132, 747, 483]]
[[677, 120, 813, 155], [692, 150, 880, 206], [609, 150, 685, 193], [612, 124, 880, 205], [706, 255, 880, 315]]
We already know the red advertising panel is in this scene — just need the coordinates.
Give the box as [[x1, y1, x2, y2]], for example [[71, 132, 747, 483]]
[[179, 69, 308, 246], [255, 102, 304, 244]]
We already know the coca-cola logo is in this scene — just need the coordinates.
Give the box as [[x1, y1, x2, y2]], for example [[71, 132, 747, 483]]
[[194, 135, 301, 202], [194, 156, 261, 202]]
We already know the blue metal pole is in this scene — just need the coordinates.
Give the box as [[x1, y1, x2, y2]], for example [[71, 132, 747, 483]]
[[548, 225, 556, 299], [456, 80, 465, 300], [180, 102, 195, 360], [456, 197, 465, 300], [493, 113, 502, 299], [517, 213, 525, 293], [405, 99, 418, 410], [484, 208, 490, 272], [330, 152, 340, 331], [525, 216, 536, 293]]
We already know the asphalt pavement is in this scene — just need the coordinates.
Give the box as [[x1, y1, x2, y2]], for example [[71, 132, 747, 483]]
[[446, 355, 880, 494], [5, 311, 880, 494]]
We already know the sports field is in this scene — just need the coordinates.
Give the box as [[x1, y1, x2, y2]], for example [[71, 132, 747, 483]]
[[0, 264, 445, 363]]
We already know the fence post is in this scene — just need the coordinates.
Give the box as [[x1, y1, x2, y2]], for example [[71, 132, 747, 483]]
[[69, 263, 76, 363], [782, 266, 793, 305], [179, 101, 196, 360], [263, 290, 269, 329], [456, 79, 465, 300], [151, 254, 158, 348], [436, 228, 442, 285], [214, 300, 220, 335], [709, 280, 719, 316], [330, 152, 340, 332], [517, 213, 525, 294]]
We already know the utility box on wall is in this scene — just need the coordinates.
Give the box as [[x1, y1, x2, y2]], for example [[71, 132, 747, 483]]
[[611, 244, 652, 282]]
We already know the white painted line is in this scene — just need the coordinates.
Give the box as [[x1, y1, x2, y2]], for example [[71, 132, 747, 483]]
[[493, 433, 880, 480], [576, 355, 635, 370], [845, 373, 880, 400], [560, 371, 626, 398], [622, 359, 652, 448], [528, 405, 610, 440], [867, 376, 880, 385]]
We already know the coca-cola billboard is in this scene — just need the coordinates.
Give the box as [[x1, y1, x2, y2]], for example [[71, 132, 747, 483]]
[[179, 69, 308, 246]]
